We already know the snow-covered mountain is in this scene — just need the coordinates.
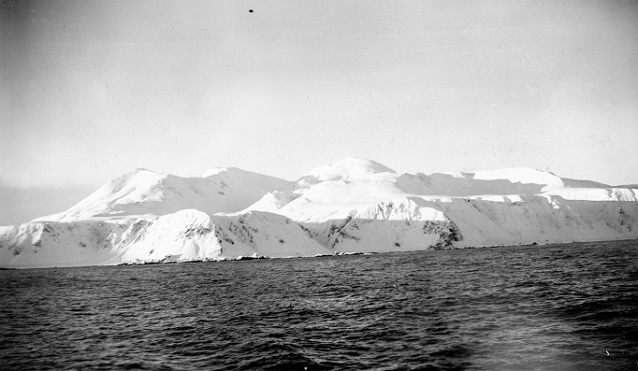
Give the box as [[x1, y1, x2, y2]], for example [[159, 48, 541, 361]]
[[2, 157, 637, 267], [41, 167, 292, 221]]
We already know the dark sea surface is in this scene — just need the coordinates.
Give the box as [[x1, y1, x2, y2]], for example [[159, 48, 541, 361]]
[[1, 240, 637, 370]]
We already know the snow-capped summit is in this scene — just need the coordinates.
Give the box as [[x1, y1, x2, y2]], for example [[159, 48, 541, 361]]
[[46, 168, 170, 220], [40, 167, 292, 222], [304, 157, 396, 182], [202, 167, 250, 178], [80, 168, 161, 205]]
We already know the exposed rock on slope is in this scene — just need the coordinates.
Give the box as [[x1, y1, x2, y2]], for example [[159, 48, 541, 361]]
[[1, 158, 637, 267], [302, 198, 463, 253], [0, 210, 330, 267]]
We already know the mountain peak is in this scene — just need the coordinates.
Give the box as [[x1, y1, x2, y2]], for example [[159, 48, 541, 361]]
[[305, 157, 396, 181], [202, 167, 237, 178]]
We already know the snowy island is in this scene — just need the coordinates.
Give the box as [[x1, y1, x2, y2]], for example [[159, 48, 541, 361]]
[[1, 158, 637, 268]]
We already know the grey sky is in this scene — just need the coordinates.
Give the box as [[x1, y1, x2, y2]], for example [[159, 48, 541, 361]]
[[1, 0, 637, 225]]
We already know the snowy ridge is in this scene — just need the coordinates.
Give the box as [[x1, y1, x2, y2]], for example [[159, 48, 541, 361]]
[[40, 167, 292, 222], [304, 157, 396, 181], [472, 167, 565, 191], [1, 158, 637, 267]]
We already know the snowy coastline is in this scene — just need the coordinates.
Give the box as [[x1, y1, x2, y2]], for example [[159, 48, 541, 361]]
[[2, 158, 637, 268]]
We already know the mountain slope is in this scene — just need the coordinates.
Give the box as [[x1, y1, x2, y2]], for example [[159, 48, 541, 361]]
[[1, 157, 637, 268], [0, 210, 331, 268], [41, 168, 292, 222]]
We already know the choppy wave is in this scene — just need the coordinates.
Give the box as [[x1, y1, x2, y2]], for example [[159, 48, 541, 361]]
[[1, 240, 637, 370]]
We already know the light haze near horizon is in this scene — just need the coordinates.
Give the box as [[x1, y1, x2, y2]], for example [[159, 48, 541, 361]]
[[1, 0, 637, 225]]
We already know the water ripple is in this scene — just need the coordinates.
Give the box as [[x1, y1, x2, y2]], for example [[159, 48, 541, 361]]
[[1, 240, 637, 370]]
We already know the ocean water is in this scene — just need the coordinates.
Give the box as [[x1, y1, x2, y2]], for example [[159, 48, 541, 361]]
[[1, 241, 637, 370]]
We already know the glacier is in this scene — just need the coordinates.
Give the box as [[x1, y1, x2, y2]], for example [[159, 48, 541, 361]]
[[1, 157, 637, 268]]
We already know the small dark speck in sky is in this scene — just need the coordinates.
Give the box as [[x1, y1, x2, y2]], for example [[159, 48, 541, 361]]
[[249, 9, 253, 13]]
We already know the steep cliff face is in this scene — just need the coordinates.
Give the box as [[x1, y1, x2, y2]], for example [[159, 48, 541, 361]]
[[1, 158, 637, 268], [0, 220, 129, 268], [300, 198, 462, 253], [113, 209, 331, 264], [421, 195, 638, 247], [0, 210, 331, 268]]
